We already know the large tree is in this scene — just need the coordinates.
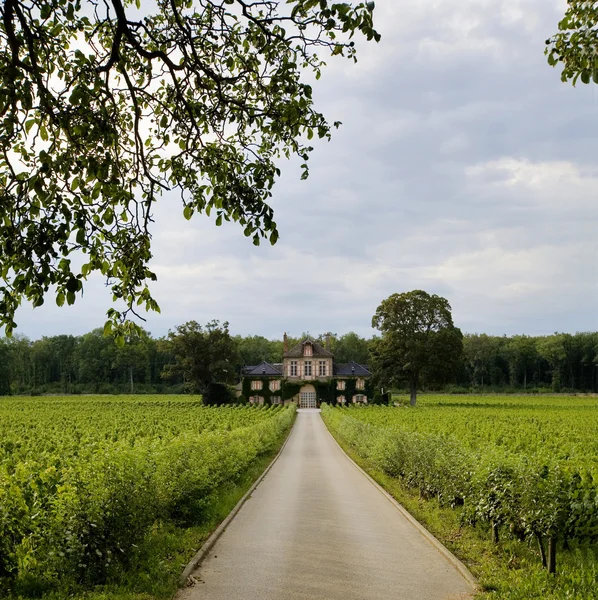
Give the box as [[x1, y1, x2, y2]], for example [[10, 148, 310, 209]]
[[0, 1, 379, 338], [546, 3, 598, 85], [370, 290, 463, 406], [162, 319, 238, 397]]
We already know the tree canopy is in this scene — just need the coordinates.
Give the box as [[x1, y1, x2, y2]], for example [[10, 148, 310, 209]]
[[370, 290, 463, 406], [546, 2, 598, 85], [162, 319, 237, 395], [0, 1, 379, 337]]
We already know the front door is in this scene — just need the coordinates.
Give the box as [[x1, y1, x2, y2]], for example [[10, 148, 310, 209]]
[[300, 391, 317, 408]]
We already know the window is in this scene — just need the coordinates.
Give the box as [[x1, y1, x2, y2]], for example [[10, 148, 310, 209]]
[[356, 378, 365, 390], [304, 361, 312, 376], [319, 360, 327, 376], [270, 396, 282, 405], [353, 394, 367, 404], [303, 343, 313, 356], [269, 379, 281, 391], [337, 395, 346, 404], [251, 380, 263, 390], [337, 380, 346, 390], [290, 360, 298, 377]]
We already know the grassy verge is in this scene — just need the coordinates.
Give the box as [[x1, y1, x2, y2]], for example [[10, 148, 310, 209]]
[[10, 419, 295, 600], [326, 428, 598, 600]]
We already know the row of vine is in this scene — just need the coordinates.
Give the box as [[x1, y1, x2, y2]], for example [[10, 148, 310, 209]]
[[321, 404, 598, 573], [0, 397, 296, 592]]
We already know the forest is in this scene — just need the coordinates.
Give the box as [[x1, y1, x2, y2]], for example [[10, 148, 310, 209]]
[[0, 327, 597, 396]]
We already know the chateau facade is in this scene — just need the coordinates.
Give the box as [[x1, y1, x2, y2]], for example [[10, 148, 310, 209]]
[[241, 336, 372, 408]]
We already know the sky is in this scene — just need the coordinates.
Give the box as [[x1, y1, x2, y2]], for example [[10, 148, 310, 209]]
[[13, 0, 598, 341]]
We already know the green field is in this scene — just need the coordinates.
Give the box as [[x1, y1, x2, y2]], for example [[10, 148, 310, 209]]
[[322, 395, 598, 598], [0, 395, 295, 597]]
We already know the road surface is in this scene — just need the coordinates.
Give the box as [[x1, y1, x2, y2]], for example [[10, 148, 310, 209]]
[[177, 409, 475, 600]]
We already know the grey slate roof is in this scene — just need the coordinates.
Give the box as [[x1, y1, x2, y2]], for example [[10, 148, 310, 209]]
[[283, 337, 333, 358], [242, 361, 283, 376], [333, 361, 371, 377]]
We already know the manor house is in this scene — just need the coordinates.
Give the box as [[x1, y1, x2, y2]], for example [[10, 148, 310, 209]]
[[241, 335, 371, 408]]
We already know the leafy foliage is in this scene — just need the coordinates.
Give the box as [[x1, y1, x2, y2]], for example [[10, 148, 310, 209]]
[[371, 290, 463, 405], [0, 395, 296, 593], [0, 0, 379, 336], [546, 2, 598, 85], [162, 319, 238, 394]]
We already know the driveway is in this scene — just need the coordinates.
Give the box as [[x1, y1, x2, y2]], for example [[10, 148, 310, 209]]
[[177, 408, 475, 600]]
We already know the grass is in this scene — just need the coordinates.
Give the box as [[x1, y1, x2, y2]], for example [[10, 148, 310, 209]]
[[7, 425, 293, 600], [328, 429, 598, 600]]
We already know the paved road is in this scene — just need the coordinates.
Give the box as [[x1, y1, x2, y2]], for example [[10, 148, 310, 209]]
[[178, 409, 475, 600]]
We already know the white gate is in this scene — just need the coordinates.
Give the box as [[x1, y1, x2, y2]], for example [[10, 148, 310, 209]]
[[300, 392, 317, 408]]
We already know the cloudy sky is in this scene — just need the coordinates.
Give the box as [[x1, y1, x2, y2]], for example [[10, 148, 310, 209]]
[[14, 0, 598, 340]]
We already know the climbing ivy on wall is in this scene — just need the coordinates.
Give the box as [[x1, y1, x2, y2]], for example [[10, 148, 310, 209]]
[[242, 377, 374, 405], [242, 377, 281, 404]]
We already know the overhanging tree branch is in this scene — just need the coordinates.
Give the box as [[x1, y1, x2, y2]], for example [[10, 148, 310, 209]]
[[0, 0, 379, 341]]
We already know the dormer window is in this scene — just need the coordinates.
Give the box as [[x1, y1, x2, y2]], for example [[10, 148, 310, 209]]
[[303, 343, 313, 357]]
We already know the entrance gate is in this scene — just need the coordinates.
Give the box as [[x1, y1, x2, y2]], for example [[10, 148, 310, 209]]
[[299, 392, 317, 408]]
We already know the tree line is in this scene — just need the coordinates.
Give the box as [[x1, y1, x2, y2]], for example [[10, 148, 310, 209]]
[[0, 321, 596, 397], [0, 324, 372, 396]]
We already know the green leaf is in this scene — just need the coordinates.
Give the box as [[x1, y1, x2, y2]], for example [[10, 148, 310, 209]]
[[56, 292, 65, 307], [25, 119, 37, 134], [183, 205, 193, 220]]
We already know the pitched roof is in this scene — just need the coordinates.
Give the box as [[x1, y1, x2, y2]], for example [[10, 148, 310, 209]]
[[242, 361, 283, 376], [283, 337, 333, 358], [333, 361, 371, 376]]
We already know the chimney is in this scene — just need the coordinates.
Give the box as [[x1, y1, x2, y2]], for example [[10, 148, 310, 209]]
[[325, 332, 331, 350], [283, 332, 288, 354]]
